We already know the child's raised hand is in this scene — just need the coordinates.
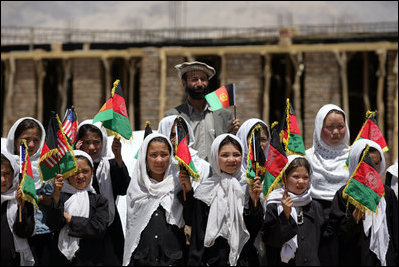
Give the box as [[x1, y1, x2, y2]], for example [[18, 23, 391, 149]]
[[179, 169, 192, 192], [112, 137, 123, 167], [352, 208, 365, 224], [53, 174, 64, 206], [75, 140, 83, 150], [281, 189, 293, 219], [16, 184, 25, 207], [249, 176, 262, 207]]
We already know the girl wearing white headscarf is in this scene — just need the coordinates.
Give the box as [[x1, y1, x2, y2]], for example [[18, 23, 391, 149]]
[[6, 117, 54, 265], [262, 155, 324, 266], [187, 134, 263, 266], [235, 118, 270, 265], [329, 139, 398, 266], [306, 104, 350, 266], [47, 150, 109, 266], [1, 149, 35, 266], [123, 133, 186, 266], [76, 119, 131, 265], [157, 115, 211, 191]]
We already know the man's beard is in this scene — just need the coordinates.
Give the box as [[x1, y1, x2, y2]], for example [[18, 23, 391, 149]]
[[186, 85, 210, 100]]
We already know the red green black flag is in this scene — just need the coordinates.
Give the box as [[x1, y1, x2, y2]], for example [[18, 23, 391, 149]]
[[20, 140, 38, 210], [280, 98, 306, 156], [345, 110, 388, 167], [245, 124, 267, 184], [264, 122, 288, 198], [93, 80, 133, 141], [205, 83, 236, 111], [175, 116, 200, 181], [343, 144, 385, 213], [39, 112, 77, 182]]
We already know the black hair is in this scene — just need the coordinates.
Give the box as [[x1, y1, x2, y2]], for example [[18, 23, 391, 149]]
[[14, 119, 42, 140], [173, 117, 190, 144], [325, 109, 346, 122], [219, 135, 242, 154], [359, 146, 381, 165], [1, 154, 11, 167], [246, 122, 269, 140], [284, 157, 312, 177], [182, 73, 187, 82], [77, 124, 103, 142], [148, 137, 172, 154], [75, 155, 93, 170]]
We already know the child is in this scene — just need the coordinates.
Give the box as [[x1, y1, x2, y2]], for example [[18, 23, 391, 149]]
[[6, 117, 54, 265], [157, 115, 211, 191], [123, 133, 187, 266], [1, 149, 35, 266], [75, 119, 131, 265], [48, 150, 109, 265], [262, 155, 324, 266], [329, 139, 398, 266], [186, 134, 263, 266]]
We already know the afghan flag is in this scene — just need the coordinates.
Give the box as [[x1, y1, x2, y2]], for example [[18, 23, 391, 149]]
[[280, 98, 306, 156], [134, 121, 153, 159], [345, 110, 388, 167], [93, 79, 133, 141], [20, 140, 38, 210], [175, 116, 200, 181], [39, 112, 78, 182], [245, 124, 267, 184], [263, 122, 288, 198], [62, 106, 78, 146], [343, 144, 385, 213], [205, 83, 236, 111]]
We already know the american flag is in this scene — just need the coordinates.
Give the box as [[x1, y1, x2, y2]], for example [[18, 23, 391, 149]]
[[62, 107, 78, 145]]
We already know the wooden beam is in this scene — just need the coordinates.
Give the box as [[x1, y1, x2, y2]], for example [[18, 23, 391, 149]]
[[363, 52, 370, 112], [34, 59, 46, 122], [159, 50, 167, 122], [262, 53, 271, 125], [376, 49, 387, 135], [334, 51, 350, 126], [2, 57, 15, 137], [394, 54, 398, 162]]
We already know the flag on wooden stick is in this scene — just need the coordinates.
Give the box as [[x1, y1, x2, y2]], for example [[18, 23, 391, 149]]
[[205, 83, 236, 111], [263, 122, 289, 198], [280, 98, 306, 156], [20, 139, 38, 210], [39, 112, 78, 182], [245, 124, 267, 184], [93, 79, 133, 141], [343, 144, 385, 213]]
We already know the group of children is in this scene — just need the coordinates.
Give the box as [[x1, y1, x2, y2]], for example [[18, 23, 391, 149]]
[[1, 104, 398, 266]]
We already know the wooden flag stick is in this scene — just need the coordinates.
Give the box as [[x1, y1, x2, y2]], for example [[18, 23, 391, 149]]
[[18, 174, 22, 222], [234, 106, 237, 120], [254, 167, 259, 208]]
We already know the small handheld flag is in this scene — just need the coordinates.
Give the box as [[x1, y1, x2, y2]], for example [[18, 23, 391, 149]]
[[245, 124, 267, 184], [205, 83, 236, 111], [20, 140, 38, 211], [280, 98, 306, 156], [345, 110, 388, 167], [343, 145, 385, 213], [39, 112, 78, 182], [175, 117, 200, 181], [93, 80, 133, 141], [263, 122, 289, 198], [62, 106, 78, 146]]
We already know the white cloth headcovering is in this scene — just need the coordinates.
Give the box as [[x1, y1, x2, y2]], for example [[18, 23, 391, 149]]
[[1, 149, 35, 266], [348, 139, 388, 266], [307, 104, 350, 201], [123, 133, 184, 266], [77, 119, 115, 225], [58, 149, 97, 261], [194, 133, 250, 266], [6, 117, 46, 190], [266, 154, 312, 263], [157, 115, 210, 191]]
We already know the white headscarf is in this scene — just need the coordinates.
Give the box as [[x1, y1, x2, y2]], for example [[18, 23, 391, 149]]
[[306, 104, 350, 201], [266, 154, 312, 263], [157, 115, 210, 191], [58, 150, 97, 261], [194, 133, 250, 266], [386, 158, 398, 197], [1, 149, 35, 266], [6, 117, 46, 190], [348, 139, 388, 266], [123, 133, 184, 266], [77, 119, 115, 225]]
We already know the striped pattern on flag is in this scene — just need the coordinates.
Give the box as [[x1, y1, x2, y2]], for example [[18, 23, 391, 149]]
[[62, 120, 74, 141], [57, 130, 68, 160]]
